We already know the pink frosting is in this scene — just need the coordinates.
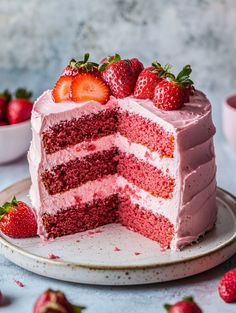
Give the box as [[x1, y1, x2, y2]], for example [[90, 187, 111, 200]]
[[28, 89, 217, 250]]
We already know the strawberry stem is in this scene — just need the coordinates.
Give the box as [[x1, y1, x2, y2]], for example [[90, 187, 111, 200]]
[[151, 61, 174, 80], [0, 196, 18, 220], [69, 54, 98, 72], [72, 305, 86, 313], [15, 88, 32, 100], [164, 304, 172, 311], [98, 54, 122, 72], [0, 89, 11, 102], [171, 65, 194, 87], [182, 296, 194, 302]]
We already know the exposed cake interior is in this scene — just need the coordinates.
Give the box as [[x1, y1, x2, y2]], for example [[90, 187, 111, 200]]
[[29, 90, 217, 250]]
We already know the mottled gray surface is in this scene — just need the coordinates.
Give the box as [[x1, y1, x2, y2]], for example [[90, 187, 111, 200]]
[[1, 0, 236, 125]]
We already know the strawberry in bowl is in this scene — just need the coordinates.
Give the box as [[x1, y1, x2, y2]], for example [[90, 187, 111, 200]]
[[0, 89, 11, 123], [7, 88, 33, 124], [0, 88, 33, 164]]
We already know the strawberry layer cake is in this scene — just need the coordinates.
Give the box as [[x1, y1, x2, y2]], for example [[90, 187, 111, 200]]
[[28, 54, 217, 250]]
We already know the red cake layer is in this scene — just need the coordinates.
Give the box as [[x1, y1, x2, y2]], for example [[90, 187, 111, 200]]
[[118, 152, 174, 198], [42, 194, 119, 238], [118, 196, 174, 248], [42, 108, 117, 154], [118, 111, 175, 158], [41, 148, 118, 195]]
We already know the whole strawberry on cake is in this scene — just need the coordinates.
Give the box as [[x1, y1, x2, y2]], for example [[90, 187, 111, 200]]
[[28, 53, 217, 250]]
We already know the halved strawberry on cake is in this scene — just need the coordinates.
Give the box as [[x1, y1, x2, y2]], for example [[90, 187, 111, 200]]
[[28, 54, 217, 250]]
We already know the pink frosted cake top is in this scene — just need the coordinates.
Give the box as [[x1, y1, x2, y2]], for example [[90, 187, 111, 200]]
[[33, 89, 215, 136]]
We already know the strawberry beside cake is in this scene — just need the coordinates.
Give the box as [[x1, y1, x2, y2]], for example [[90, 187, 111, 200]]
[[28, 54, 217, 250]]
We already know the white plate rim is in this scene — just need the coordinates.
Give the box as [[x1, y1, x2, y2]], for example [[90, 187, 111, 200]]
[[0, 178, 235, 271]]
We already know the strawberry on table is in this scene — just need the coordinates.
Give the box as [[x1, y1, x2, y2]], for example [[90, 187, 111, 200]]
[[153, 65, 194, 111], [71, 73, 110, 104], [33, 289, 85, 313], [218, 268, 236, 303], [0, 121, 8, 126], [164, 296, 202, 313], [134, 62, 172, 99], [130, 58, 144, 79], [7, 88, 33, 124], [0, 196, 37, 238], [99, 54, 136, 98], [0, 89, 11, 121]]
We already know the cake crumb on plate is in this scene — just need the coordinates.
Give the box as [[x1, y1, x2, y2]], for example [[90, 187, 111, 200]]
[[15, 280, 24, 287]]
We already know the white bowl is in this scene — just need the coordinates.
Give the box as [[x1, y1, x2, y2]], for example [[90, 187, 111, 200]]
[[0, 120, 31, 164], [222, 93, 236, 150]]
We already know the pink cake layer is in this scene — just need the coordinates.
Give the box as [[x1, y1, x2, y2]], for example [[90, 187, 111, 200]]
[[42, 108, 117, 154], [118, 151, 174, 199], [118, 196, 174, 248], [41, 147, 175, 199], [41, 147, 118, 195], [118, 111, 175, 158], [41, 192, 175, 248], [42, 194, 119, 238]]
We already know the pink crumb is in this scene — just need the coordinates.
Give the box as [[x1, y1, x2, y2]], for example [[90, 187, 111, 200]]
[[88, 229, 103, 236], [134, 252, 141, 256], [48, 253, 60, 259], [160, 245, 168, 252], [88, 231, 95, 235], [76, 240, 80, 243], [114, 246, 121, 252], [86, 144, 97, 151], [94, 229, 103, 234], [15, 280, 24, 287]]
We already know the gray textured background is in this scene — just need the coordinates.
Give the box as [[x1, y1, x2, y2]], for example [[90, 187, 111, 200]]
[[1, 0, 236, 133]]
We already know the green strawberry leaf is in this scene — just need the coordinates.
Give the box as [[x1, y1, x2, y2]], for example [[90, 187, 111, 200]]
[[15, 88, 32, 100], [69, 59, 78, 68], [42, 302, 68, 313], [0, 89, 12, 102], [183, 296, 194, 302], [98, 62, 109, 71], [0, 196, 18, 220], [83, 53, 90, 63], [176, 65, 192, 80], [164, 303, 172, 311], [151, 61, 174, 80], [73, 305, 86, 313]]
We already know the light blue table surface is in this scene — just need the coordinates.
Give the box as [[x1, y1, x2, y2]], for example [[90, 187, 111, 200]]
[[0, 125, 236, 313]]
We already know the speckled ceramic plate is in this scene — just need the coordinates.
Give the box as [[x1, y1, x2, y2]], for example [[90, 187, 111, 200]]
[[0, 178, 235, 285]]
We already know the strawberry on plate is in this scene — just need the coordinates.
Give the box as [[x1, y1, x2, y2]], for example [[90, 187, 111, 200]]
[[134, 62, 172, 99], [71, 73, 110, 104], [0, 89, 11, 121], [33, 289, 85, 313], [153, 65, 194, 111], [164, 296, 202, 313], [98, 54, 136, 98], [130, 58, 144, 79], [218, 268, 236, 303], [0, 196, 37, 238], [7, 88, 33, 124]]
